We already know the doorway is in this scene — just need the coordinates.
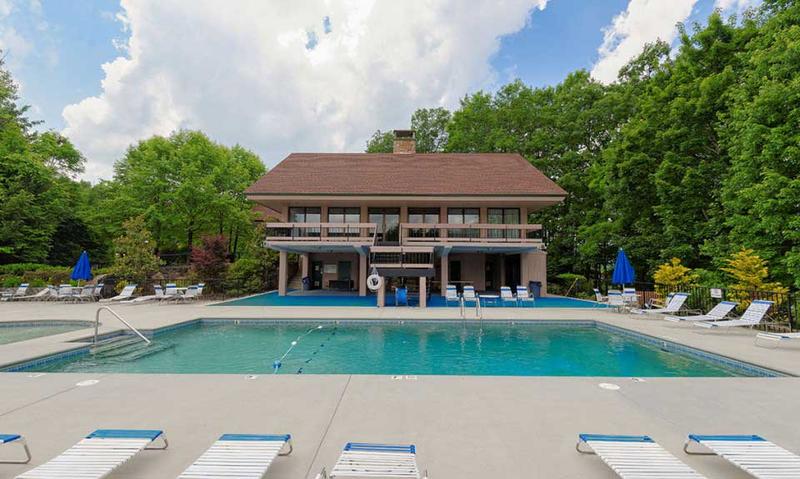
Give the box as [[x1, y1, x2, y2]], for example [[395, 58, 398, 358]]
[[311, 261, 323, 289], [504, 254, 521, 288]]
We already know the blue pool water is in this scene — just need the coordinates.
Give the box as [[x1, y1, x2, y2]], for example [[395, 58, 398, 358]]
[[28, 321, 755, 376], [215, 291, 602, 308]]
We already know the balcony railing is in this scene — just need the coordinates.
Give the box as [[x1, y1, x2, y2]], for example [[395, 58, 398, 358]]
[[400, 223, 543, 244], [264, 222, 377, 242], [370, 246, 434, 268], [264, 222, 544, 247]]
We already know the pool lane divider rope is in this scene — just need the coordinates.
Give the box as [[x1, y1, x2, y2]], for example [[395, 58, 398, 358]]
[[296, 327, 338, 374], [272, 325, 324, 373]]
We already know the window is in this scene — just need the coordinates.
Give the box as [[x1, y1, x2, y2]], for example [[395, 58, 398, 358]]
[[288, 207, 321, 237], [408, 207, 439, 238], [369, 208, 400, 244], [447, 208, 480, 238], [487, 208, 520, 239], [328, 207, 360, 236]]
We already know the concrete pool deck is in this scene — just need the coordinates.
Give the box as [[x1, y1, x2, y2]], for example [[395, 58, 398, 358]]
[[1, 301, 800, 478]]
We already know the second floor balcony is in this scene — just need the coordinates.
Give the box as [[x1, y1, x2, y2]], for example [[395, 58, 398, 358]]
[[264, 222, 543, 249]]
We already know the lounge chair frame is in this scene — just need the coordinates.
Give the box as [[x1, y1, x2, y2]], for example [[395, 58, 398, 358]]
[[1, 434, 31, 464]]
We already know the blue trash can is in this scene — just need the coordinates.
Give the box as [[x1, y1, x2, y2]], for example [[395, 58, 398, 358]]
[[302, 276, 311, 290], [529, 281, 542, 298]]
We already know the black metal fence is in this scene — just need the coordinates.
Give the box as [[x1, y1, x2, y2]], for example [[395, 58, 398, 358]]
[[621, 282, 799, 332]]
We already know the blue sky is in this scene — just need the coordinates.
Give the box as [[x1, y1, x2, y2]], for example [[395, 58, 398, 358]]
[[0, 0, 758, 179]]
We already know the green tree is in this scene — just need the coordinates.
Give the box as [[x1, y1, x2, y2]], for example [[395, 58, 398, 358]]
[[105, 130, 265, 255], [110, 216, 163, 285], [713, 1, 800, 287], [365, 130, 394, 153], [411, 107, 450, 152]]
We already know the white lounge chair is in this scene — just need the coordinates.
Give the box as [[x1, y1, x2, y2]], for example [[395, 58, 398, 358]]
[[99, 284, 137, 303], [76, 285, 97, 302], [122, 285, 165, 304], [179, 433, 292, 479], [16, 287, 52, 301], [445, 285, 459, 306], [56, 284, 80, 301], [163, 283, 181, 302], [16, 429, 167, 479], [665, 301, 737, 323], [1, 433, 30, 464], [695, 300, 773, 329], [316, 442, 427, 479], [622, 287, 638, 307], [631, 292, 689, 315], [684, 434, 800, 478], [179, 285, 200, 302], [92, 283, 105, 300], [577, 434, 706, 478], [608, 291, 625, 311], [593, 288, 608, 304], [755, 331, 800, 346], [500, 286, 516, 306], [516, 285, 535, 307], [461, 285, 478, 306], [2, 283, 29, 301]]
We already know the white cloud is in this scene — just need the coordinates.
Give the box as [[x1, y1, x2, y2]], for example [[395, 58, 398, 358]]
[[62, 0, 548, 181], [591, 0, 697, 84]]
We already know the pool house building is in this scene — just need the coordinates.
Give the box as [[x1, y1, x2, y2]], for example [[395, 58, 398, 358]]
[[245, 130, 567, 306]]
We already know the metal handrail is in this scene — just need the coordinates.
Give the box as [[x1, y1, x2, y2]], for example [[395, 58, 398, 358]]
[[94, 306, 151, 345]]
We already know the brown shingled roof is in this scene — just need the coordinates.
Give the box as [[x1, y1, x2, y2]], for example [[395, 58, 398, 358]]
[[246, 153, 567, 196]]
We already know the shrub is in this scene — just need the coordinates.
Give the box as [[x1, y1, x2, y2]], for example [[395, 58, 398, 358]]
[[1, 275, 22, 287], [190, 235, 229, 284], [653, 258, 697, 286], [721, 248, 788, 307], [225, 258, 266, 295], [111, 216, 163, 285]]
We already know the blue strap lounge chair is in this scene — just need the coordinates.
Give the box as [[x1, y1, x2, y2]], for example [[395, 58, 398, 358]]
[[16, 429, 167, 479], [445, 285, 459, 306], [1, 434, 31, 464], [500, 286, 516, 306], [684, 434, 800, 478], [665, 301, 737, 323], [515, 286, 535, 307], [694, 300, 773, 329], [461, 286, 478, 306], [316, 442, 427, 478], [179, 434, 292, 479], [1, 284, 29, 301], [577, 434, 706, 478]]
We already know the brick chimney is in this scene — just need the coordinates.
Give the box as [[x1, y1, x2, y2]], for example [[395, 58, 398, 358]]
[[393, 130, 416, 154]]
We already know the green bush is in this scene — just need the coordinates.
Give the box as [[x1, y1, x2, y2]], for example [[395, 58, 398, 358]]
[[225, 258, 267, 296], [0, 263, 62, 275], [1, 275, 22, 287]]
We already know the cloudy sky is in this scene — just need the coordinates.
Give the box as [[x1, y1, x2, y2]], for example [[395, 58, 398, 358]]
[[2, 0, 759, 181]]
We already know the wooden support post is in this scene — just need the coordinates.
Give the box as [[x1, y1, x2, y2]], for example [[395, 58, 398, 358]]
[[278, 250, 288, 296]]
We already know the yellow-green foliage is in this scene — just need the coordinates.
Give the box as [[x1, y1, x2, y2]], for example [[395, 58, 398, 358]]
[[721, 249, 788, 306], [653, 258, 697, 285], [722, 249, 787, 292]]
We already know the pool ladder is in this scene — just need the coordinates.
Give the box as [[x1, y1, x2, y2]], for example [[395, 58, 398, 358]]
[[459, 297, 483, 320], [93, 306, 151, 346]]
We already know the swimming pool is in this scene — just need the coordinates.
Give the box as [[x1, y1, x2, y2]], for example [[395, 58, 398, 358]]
[[16, 320, 777, 377], [0, 321, 92, 345], [215, 291, 602, 308]]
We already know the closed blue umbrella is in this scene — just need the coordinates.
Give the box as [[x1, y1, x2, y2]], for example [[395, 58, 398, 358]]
[[611, 248, 635, 286], [70, 250, 93, 282]]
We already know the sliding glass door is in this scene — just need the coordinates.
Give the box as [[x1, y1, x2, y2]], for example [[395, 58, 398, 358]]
[[368, 208, 400, 244], [488, 208, 520, 239]]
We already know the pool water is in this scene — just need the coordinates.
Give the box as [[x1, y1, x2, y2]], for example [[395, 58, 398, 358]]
[[31, 322, 748, 376], [215, 291, 602, 308], [0, 322, 89, 345]]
